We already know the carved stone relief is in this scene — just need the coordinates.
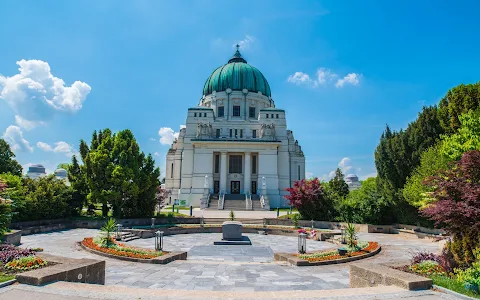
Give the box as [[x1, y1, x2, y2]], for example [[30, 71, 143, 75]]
[[196, 122, 213, 138], [260, 123, 276, 140]]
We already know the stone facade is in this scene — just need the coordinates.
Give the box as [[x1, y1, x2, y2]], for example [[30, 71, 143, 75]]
[[165, 49, 305, 208]]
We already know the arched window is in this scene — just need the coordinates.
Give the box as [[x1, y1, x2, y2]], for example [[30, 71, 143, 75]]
[[298, 165, 300, 180], [171, 163, 174, 178]]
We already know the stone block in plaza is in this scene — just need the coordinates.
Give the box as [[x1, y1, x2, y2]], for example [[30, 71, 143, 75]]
[[221, 221, 243, 241], [213, 221, 252, 245]]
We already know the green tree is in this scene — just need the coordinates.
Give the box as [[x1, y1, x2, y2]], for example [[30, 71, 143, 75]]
[[67, 156, 88, 216], [403, 143, 452, 208], [339, 178, 390, 224], [441, 110, 480, 161], [0, 139, 22, 176], [329, 168, 349, 199], [14, 175, 73, 222], [57, 163, 70, 170], [80, 129, 160, 218], [438, 82, 480, 134]]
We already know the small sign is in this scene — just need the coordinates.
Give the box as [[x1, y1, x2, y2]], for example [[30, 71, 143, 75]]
[[179, 200, 187, 206]]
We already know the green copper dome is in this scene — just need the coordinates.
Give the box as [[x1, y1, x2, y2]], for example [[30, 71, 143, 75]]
[[203, 47, 271, 97]]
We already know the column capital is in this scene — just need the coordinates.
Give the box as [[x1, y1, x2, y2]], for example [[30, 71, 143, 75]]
[[244, 151, 251, 155], [220, 150, 228, 154]]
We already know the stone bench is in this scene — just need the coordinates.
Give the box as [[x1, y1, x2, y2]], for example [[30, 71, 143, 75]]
[[350, 262, 432, 290], [16, 253, 105, 286]]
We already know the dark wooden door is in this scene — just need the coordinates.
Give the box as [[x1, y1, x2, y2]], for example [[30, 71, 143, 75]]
[[214, 181, 219, 194], [251, 181, 257, 194], [230, 181, 240, 194]]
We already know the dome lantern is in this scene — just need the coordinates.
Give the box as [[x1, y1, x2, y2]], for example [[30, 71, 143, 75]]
[[202, 46, 271, 97]]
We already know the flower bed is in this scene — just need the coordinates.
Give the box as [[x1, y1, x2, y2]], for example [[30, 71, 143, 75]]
[[297, 241, 379, 262], [394, 249, 480, 298], [82, 237, 164, 259], [5, 256, 47, 271]]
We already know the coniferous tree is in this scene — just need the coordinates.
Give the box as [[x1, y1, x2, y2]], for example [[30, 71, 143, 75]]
[[329, 168, 349, 198]]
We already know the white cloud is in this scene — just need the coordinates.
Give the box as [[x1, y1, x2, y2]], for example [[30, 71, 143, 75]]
[[154, 152, 160, 157], [0, 59, 91, 129], [158, 127, 179, 145], [15, 115, 45, 130], [338, 157, 353, 174], [321, 157, 360, 181], [149, 138, 156, 142], [316, 68, 337, 85], [287, 72, 314, 86], [305, 171, 314, 178], [36, 141, 52, 151], [288, 68, 361, 89], [335, 73, 360, 88], [36, 140, 76, 157], [2, 125, 33, 152], [234, 35, 255, 49]]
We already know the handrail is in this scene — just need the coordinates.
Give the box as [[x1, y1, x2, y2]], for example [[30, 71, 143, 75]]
[[260, 195, 265, 208], [206, 193, 211, 208], [218, 190, 225, 210], [245, 193, 252, 210]]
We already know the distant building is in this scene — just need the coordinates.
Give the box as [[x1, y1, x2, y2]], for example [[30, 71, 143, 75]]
[[26, 164, 47, 179], [345, 174, 362, 191], [54, 168, 70, 186]]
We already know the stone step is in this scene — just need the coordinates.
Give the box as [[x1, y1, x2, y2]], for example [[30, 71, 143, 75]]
[[11, 281, 441, 300]]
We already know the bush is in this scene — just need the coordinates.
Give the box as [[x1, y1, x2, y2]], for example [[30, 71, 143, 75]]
[[422, 150, 480, 267], [284, 178, 335, 221]]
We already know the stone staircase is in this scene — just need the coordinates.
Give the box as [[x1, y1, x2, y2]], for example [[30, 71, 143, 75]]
[[117, 232, 139, 242], [223, 200, 246, 210]]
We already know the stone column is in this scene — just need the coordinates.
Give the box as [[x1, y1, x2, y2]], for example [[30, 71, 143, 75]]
[[219, 151, 227, 192], [244, 152, 251, 194]]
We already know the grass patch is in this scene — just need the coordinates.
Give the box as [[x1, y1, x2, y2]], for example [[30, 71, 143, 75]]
[[0, 273, 14, 283], [270, 207, 297, 212], [431, 275, 480, 299], [162, 206, 191, 210]]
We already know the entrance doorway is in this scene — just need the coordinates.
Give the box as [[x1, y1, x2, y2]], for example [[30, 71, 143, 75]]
[[252, 181, 257, 194], [214, 181, 219, 194], [230, 181, 240, 194]]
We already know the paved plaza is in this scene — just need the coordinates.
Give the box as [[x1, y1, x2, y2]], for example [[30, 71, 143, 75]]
[[18, 228, 447, 294]]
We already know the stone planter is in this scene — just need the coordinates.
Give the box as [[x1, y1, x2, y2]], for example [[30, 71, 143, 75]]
[[1, 230, 21, 245]]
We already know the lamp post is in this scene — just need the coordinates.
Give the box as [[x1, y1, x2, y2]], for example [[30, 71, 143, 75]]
[[151, 217, 155, 229], [340, 226, 346, 244], [116, 224, 123, 240], [155, 231, 164, 251], [298, 232, 307, 254]]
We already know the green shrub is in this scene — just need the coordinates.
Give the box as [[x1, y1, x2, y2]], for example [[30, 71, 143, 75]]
[[229, 210, 235, 221]]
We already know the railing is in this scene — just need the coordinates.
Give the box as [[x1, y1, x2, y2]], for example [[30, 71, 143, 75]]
[[206, 193, 211, 208], [218, 190, 225, 210], [245, 193, 252, 210]]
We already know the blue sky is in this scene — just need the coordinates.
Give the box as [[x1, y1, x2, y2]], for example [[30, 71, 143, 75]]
[[1, 1, 479, 180]]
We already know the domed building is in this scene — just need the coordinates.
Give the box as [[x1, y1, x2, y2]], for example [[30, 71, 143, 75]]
[[165, 47, 305, 209], [345, 174, 362, 191], [26, 164, 46, 179]]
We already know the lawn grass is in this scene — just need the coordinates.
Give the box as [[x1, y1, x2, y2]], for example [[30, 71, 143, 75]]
[[0, 273, 15, 283], [162, 206, 191, 210], [431, 274, 480, 299]]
